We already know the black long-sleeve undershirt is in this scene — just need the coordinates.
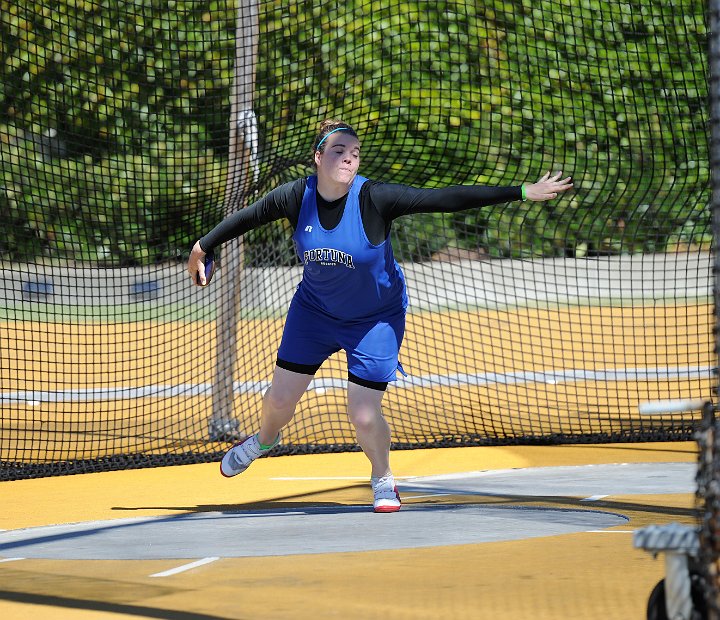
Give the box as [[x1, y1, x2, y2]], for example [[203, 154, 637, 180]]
[[199, 178, 522, 252]]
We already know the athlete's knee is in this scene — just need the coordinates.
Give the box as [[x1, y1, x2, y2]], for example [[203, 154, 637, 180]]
[[348, 402, 384, 432], [264, 384, 302, 413]]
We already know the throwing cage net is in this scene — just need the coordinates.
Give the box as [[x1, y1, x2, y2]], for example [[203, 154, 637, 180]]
[[0, 0, 714, 480], [697, 0, 720, 615]]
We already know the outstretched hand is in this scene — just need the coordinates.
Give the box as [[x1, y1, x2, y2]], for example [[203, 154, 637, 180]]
[[524, 171, 573, 201], [187, 240, 208, 286]]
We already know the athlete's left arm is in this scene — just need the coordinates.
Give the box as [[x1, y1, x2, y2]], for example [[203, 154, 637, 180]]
[[366, 182, 523, 222]]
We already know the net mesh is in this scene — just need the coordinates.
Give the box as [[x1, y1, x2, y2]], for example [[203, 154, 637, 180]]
[[0, 0, 713, 481], [696, 406, 720, 617], [699, 0, 720, 614]]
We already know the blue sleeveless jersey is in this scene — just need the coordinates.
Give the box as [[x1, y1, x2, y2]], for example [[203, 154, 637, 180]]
[[292, 175, 408, 321]]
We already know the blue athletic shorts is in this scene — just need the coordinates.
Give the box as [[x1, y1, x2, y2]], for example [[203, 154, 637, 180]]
[[277, 297, 406, 383]]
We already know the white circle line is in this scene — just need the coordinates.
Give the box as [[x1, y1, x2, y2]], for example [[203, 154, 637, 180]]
[[149, 557, 220, 578]]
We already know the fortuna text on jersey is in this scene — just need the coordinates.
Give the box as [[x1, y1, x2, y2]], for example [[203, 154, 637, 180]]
[[303, 248, 355, 269]]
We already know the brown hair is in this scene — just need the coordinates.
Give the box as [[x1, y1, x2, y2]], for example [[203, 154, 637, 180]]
[[312, 119, 358, 153]]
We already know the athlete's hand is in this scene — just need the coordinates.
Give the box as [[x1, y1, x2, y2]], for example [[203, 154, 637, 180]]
[[524, 171, 573, 201], [188, 240, 207, 286]]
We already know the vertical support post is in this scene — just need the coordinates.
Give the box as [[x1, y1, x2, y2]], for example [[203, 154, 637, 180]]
[[208, 0, 259, 440], [664, 552, 693, 620], [711, 4, 720, 387], [706, 1, 720, 616]]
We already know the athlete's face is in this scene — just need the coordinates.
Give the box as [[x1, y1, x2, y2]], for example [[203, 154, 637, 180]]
[[315, 133, 361, 187]]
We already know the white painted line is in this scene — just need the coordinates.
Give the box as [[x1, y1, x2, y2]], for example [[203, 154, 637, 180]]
[[639, 399, 705, 415], [0, 558, 26, 563], [586, 530, 635, 534], [149, 557, 220, 578], [1, 365, 711, 403], [580, 495, 609, 502], [403, 493, 455, 500]]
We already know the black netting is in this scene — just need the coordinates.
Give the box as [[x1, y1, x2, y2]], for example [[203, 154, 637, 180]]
[[701, 0, 720, 614], [696, 406, 720, 617], [1, 0, 713, 481]]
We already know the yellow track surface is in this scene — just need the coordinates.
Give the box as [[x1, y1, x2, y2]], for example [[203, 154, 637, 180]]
[[0, 442, 698, 619]]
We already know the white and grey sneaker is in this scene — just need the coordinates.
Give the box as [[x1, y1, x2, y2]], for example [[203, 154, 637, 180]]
[[371, 474, 401, 513], [220, 433, 279, 478]]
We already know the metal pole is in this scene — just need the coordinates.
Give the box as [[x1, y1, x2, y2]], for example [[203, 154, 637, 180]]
[[208, 0, 259, 441], [704, 1, 720, 616], [664, 552, 693, 620]]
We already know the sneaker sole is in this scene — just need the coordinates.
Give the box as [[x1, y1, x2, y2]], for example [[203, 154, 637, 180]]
[[374, 504, 401, 513], [219, 461, 238, 478], [373, 485, 401, 513]]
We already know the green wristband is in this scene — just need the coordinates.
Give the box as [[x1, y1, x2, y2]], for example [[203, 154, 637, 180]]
[[521, 184, 527, 201]]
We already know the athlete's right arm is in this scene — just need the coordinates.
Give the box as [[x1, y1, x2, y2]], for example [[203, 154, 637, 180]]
[[187, 179, 305, 285], [197, 179, 306, 253]]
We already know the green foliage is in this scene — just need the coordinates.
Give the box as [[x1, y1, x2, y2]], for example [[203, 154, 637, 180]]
[[392, 212, 455, 262], [0, 0, 711, 264], [0, 0, 232, 264], [254, 0, 710, 259]]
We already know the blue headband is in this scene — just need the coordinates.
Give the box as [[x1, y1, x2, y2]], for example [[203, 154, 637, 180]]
[[315, 127, 352, 151]]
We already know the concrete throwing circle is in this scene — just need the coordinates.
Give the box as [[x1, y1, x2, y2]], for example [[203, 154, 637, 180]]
[[401, 462, 696, 497], [0, 505, 628, 560], [0, 462, 693, 560]]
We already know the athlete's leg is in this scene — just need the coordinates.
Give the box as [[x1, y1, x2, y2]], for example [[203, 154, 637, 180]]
[[219, 364, 314, 478], [257, 365, 314, 446], [346, 380, 391, 478], [342, 310, 405, 478], [264, 296, 338, 444]]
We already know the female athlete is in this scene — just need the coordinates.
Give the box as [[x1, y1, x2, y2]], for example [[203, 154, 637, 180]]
[[188, 119, 573, 512]]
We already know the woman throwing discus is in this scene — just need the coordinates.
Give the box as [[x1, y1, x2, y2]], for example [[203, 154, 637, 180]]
[[188, 119, 573, 513]]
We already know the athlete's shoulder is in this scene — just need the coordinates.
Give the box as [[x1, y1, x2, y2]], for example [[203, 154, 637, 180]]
[[361, 179, 417, 200], [358, 177, 382, 193], [361, 178, 415, 191], [267, 177, 307, 202], [280, 177, 308, 192]]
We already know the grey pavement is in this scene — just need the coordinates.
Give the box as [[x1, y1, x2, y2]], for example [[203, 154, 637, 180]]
[[0, 462, 695, 560]]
